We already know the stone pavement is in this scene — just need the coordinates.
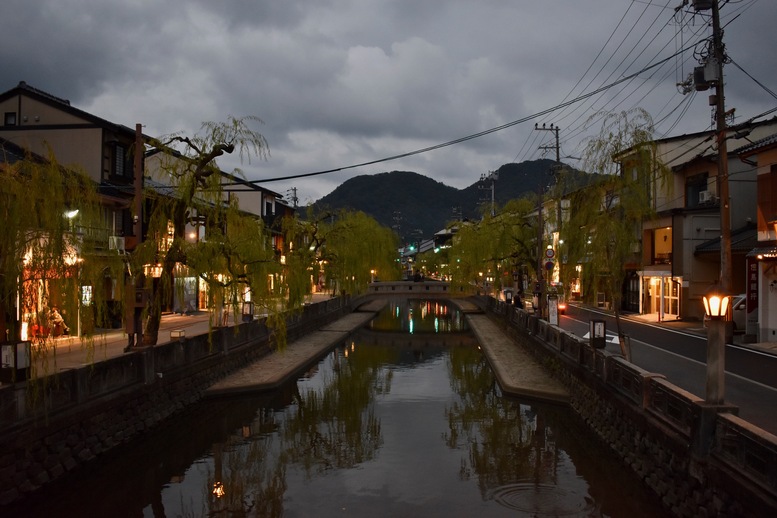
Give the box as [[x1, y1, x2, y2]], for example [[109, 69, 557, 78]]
[[29, 311, 216, 375], [450, 298, 570, 404], [205, 299, 388, 396]]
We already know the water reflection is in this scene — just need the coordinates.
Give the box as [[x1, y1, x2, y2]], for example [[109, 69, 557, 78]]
[[368, 299, 468, 334], [6, 300, 666, 517]]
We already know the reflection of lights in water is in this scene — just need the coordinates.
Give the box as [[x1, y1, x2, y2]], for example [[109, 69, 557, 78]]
[[434, 317, 439, 333], [212, 481, 225, 498]]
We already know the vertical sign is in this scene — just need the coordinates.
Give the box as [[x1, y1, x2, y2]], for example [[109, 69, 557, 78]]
[[548, 295, 558, 326], [590, 320, 606, 349], [746, 257, 758, 335]]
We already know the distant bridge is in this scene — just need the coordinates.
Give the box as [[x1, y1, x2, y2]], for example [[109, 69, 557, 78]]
[[364, 280, 467, 298]]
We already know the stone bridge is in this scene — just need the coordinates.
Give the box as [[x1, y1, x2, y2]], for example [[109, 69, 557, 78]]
[[362, 280, 465, 298]]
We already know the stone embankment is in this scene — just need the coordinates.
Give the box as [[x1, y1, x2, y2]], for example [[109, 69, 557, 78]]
[[477, 295, 777, 518], [206, 299, 386, 396], [449, 298, 569, 403], [0, 296, 361, 507]]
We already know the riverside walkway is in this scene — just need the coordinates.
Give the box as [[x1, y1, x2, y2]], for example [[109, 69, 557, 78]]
[[450, 298, 569, 403], [204, 298, 387, 396], [205, 296, 568, 403], [20, 295, 569, 405]]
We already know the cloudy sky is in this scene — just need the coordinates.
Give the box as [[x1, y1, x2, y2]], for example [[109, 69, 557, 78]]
[[3, 0, 775, 204]]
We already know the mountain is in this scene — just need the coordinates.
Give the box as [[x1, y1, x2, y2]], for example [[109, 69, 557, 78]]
[[313, 159, 592, 243]]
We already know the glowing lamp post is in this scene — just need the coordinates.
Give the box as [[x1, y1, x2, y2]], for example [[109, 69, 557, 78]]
[[702, 287, 730, 405]]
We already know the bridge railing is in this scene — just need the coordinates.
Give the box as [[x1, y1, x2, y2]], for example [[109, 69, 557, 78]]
[[365, 280, 465, 296]]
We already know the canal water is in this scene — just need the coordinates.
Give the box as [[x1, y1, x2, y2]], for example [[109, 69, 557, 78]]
[[11, 299, 667, 517]]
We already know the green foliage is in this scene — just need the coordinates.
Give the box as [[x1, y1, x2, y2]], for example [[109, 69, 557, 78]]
[[138, 116, 275, 344], [448, 198, 537, 294], [0, 146, 124, 366], [313, 160, 593, 242], [566, 109, 670, 357], [284, 208, 400, 303]]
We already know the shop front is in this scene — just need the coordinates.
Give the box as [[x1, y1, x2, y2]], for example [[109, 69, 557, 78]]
[[639, 271, 682, 322]]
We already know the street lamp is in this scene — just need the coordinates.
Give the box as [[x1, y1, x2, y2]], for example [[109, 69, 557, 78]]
[[702, 286, 730, 404]]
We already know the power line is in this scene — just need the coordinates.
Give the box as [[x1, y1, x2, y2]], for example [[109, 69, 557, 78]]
[[220, 46, 694, 190]]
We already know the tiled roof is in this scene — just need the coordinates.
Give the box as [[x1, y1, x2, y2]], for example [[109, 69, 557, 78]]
[[14, 80, 71, 106], [734, 133, 777, 155], [694, 222, 758, 254]]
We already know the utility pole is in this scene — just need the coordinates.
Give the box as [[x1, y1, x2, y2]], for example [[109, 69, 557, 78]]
[[535, 123, 561, 165], [126, 123, 145, 351], [535, 123, 563, 304], [686, 1, 731, 293], [478, 170, 498, 217], [690, 0, 732, 404], [133, 123, 143, 245], [286, 187, 299, 208], [710, 0, 732, 295], [536, 186, 545, 318]]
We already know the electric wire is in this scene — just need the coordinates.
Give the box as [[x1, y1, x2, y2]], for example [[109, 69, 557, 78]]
[[552, 2, 705, 158], [513, 1, 639, 163], [220, 46, 695, 189], [729, 59, 777, 101]]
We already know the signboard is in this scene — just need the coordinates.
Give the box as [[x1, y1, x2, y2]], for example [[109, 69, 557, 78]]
[[590, 320, 606, 349], [548, 295, 558, 326], [545, 248, 555, 259], [545, 260, 554, 271], [746, 257, 758, 336]]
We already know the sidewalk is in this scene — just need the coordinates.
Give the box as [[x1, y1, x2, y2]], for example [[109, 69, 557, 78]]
[[32, 291, 339, 375], [33, 311, 215, 373], [618, 309, 777, 356]]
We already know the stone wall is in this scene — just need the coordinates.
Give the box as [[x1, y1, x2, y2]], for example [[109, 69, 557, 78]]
[[0, 297, 353, 506], [481, 296, 777, 518]]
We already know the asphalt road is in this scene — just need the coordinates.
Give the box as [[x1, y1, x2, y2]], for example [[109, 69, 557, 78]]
[[560, 305, 777, 436]]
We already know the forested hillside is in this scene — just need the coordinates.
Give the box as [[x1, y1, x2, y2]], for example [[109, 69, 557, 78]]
[[313, 159, 594, 242]]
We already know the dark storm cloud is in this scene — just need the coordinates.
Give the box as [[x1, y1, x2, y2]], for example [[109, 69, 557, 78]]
[[1, 0, 775, 202]]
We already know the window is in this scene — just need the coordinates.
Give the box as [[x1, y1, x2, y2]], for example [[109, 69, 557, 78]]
[[686, 172, 709, 208], [652, 227, 672, 265], [114, 144, 127, 177], [4, 112, 17, 126]]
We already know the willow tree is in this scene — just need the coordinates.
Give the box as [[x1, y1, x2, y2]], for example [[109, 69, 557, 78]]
[[134, 116, 276, 346], [283, 208, 400, 304], [449, 198, 537, 296], [0, 145, 124, 367], [568, 108, 670, 360]]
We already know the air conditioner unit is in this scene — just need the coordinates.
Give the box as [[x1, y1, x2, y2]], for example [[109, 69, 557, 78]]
[[108, 236, 125, 252], [699, 190, 714, 204]]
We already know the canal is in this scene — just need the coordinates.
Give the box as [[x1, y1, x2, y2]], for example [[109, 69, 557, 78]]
[[11, 299, 667, 517]]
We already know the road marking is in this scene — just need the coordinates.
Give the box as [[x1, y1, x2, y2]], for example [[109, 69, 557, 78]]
[[566, 315, 777, 392], [581, 331, 620, 344]]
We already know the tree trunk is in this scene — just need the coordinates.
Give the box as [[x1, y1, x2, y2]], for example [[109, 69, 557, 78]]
[[613, 307, 631, 362], [143, 304, 160, 346]]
